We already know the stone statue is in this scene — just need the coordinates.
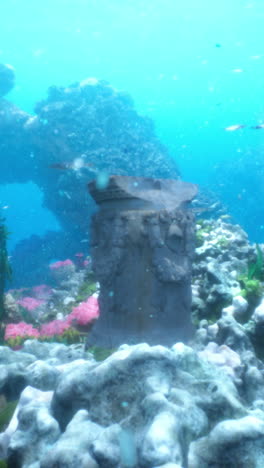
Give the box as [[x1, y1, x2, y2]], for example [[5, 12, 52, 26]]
[[88, 175, 198, 347]]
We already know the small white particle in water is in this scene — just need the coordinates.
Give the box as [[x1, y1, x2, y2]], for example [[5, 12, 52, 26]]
[[118, 429, 137, 467], [96, 171, 109, 190]]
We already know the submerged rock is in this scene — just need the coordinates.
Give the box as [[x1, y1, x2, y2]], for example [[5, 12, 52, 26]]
[[40, 410, 101, 468], [188, 415, 264, 468], [2, 341, 263, 467], [192, 218, 263, 324]]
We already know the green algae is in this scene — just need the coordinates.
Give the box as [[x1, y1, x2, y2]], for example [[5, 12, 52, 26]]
[[0, 217, 12, 322]]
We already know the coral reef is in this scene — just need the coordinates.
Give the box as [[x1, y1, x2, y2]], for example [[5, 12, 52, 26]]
[[192, 217, 258, 323], [3, 255, 99, 350], [2, 65, 264, 467], [0, 71, 180, 285], [0, 218, 262, 466], [0, 338, 264, 467]]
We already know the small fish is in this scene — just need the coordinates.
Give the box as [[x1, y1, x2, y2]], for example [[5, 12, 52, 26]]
[[224, 124, 245, 132], [251, 124, 264, 129], [59, 190, 72, 200], [49, 157, 94, 171], [192, 207, 211, 214]]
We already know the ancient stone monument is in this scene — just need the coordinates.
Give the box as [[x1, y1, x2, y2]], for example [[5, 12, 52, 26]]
[[88, 175, 198, 347]]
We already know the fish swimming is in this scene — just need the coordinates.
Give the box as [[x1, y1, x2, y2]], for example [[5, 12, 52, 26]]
[[224, 124, 245, 131], [49, 157, 94, 171], [251, 124, 264, 129]]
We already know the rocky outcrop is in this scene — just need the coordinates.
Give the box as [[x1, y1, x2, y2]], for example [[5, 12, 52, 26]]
[[192, 218, 258, 322], [0, 339, 263, 467], [0, 71, 181, 285], [0, 73, 179, 236]]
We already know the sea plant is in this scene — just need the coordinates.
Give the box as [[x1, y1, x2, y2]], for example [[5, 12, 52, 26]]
[[238, 244, 264, 299], [4, 322, 81, 348], [88, 345, 116, 361], [0, 396, 17, 466], [0, 217, 12, 323], [247, 244, 264, 281], [239, 279, 263, 299], [0, 397, 17, 467], [195, 220, 213, 247], [0, 399, 18, 432], [75, 271, 97, 303], [217, 236, 230, 248], [39, 326, 81, 345]]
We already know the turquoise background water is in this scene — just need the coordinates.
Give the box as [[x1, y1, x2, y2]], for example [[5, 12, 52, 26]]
[[0, 0, 264, 247]]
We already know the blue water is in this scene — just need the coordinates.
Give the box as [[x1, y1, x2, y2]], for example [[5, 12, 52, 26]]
[[1, 0, 264, 247]]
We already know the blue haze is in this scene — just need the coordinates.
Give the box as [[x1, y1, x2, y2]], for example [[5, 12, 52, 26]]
[[0, 0, 264, 247]]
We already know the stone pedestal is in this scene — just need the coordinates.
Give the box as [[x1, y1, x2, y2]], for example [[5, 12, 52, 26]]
[[88, 175, 198, 347]]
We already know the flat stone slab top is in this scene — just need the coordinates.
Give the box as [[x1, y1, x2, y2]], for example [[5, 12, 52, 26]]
[[88, 175, 198, 210]]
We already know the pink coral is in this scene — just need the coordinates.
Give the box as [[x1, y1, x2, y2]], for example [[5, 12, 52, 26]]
[[31, 284, 52, 300], [74, 252, 90, 269], [17, 297, 45, 311], [4, 322, 40, 340], [49, 259, 74, 270], [75, 252, 84, 258], [39, 319, 70, 337], [49, 259, 76, 284], [67, 296, 99, 327]]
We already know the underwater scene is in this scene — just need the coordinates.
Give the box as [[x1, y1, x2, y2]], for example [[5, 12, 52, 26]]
[[0, 0, 264, 467]]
